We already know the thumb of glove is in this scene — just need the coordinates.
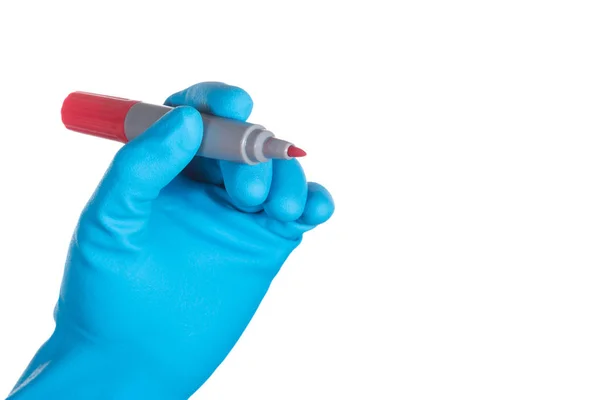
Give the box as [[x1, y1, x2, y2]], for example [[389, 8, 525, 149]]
[[77, 106, 204, 251]]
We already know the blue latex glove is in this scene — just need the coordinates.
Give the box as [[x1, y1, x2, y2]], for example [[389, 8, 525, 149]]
[[8, 82, 334, 399]]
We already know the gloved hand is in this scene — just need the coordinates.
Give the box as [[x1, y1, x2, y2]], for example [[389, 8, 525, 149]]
[[8, 82, 334, 399]]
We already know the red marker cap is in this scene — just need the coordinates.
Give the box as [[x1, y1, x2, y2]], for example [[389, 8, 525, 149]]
[[61, 92, 140, 143]]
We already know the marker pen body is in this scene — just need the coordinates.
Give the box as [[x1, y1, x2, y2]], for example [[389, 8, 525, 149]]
[[61, 92, 305, 165]]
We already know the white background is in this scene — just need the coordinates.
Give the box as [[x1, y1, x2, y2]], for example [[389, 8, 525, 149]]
[[1, 1, 599, 399]]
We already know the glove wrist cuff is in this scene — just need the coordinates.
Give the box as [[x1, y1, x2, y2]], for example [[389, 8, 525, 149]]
[[8, 331, 179, 400]]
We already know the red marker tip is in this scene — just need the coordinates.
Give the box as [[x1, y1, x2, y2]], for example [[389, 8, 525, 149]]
[[287, 145, 307, 158]]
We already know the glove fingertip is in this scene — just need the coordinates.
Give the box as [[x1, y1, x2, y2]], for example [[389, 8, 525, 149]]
[[207, 85, 254, 121], [300, 182, 335, 226], [264, 199, 306, 223], [165, 82, 254, 121], [164, 106, 204, 154], [220, 161, 271, 207]]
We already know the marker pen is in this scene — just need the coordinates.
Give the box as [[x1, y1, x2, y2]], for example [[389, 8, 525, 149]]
[[61, 92, 306, 165]]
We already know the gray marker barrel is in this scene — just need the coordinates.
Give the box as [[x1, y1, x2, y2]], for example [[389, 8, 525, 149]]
[[61, 91, 305, 165]]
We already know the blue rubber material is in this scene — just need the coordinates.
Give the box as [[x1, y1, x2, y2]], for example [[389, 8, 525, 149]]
[[8, 82, 335, 399]]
